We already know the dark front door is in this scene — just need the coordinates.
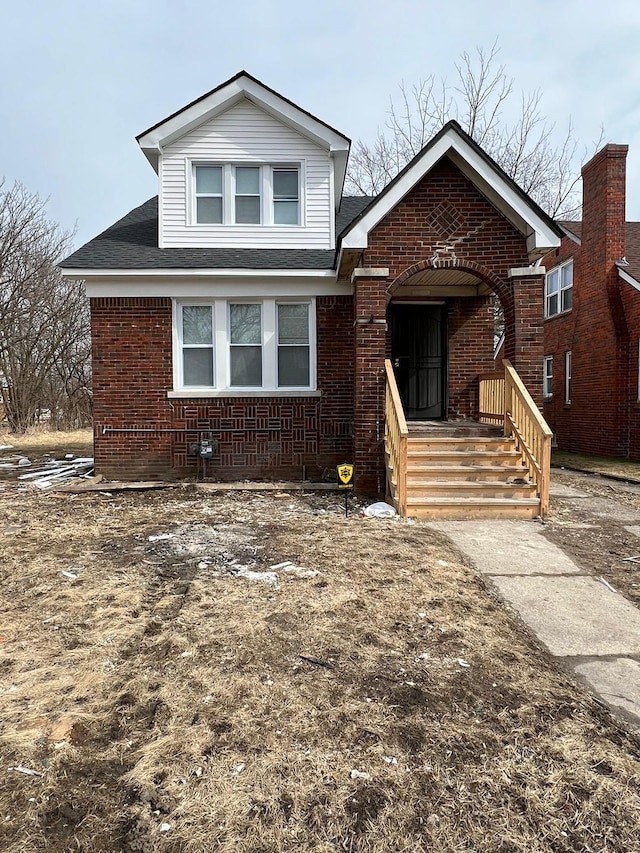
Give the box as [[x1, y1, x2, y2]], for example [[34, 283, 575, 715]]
[[391, 305, 446, 419]]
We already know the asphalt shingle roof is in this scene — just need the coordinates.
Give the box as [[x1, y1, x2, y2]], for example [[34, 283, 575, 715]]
[[61, 196, 372, 271]]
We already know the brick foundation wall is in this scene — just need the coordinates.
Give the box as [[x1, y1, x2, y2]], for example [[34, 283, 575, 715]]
[[91, 295, 354, 481]]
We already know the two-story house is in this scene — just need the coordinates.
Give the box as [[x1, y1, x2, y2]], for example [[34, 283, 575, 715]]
[[542, 143, 640, 460], [61, 71, 562, 517]]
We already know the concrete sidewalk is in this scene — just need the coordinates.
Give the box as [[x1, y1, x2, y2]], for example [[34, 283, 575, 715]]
[[430, 481, 640, 730]]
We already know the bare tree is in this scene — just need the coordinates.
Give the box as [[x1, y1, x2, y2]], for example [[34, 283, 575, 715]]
[[346, 42, 597, 218], [0, 180, 92, 432]]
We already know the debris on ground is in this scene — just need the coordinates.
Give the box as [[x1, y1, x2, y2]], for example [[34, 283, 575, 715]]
[[363, 501, 397, 518], [17, 456, 94, 489]]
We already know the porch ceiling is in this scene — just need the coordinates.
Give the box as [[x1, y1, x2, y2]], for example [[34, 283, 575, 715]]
[[393, 268, 492, 297]]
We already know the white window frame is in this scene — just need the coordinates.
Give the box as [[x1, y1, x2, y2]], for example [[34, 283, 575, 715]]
[[172, 298, 316, 394], [565, 350, 572, 404], [543, 355, 553, 399], [189, 162, 303, 227], [177, 303, 215, 388], [545, 259, 573, 318]]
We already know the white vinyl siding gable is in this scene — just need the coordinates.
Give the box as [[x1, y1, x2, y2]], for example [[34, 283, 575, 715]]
[[160, 99, 332, 249]]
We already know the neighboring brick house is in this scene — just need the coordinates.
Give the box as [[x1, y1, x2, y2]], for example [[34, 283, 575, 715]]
[[61, 71, 561, 493], [542, 143, 640, 459]]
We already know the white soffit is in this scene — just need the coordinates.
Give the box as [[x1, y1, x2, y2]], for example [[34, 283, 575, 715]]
[[137, 75, 350, 194], [340, 128, 561, 256]]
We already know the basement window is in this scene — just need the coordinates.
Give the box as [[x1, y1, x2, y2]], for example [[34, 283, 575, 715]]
[[173, 298, 316, 394], [545, 260, 573, 318]]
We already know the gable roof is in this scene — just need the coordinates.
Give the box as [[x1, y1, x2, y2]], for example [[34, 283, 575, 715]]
[[136, 71, 351, 201], [60, 196, 372, 273], [339, 120, 563, 259]]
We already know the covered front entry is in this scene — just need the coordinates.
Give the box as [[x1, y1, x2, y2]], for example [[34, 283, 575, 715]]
[[390, 304, 446, 419]]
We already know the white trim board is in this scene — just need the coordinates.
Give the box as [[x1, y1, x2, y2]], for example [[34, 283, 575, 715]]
[[137, 74, 350, 205], [81, 277, 352, 299], [340, 125, 561, 258]]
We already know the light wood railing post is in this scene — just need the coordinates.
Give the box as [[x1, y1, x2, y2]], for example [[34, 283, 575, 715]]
[[501, 359, 553, 518], [384, 359, 409, 516]]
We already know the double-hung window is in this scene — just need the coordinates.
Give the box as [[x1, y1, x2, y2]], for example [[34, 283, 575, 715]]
[[181, 305, 214, 386], [543, 355, 553, 398], [229, 303, 262, 386], [565, 351, 572, 404], [277, 303, 310, 386], [545, 260, 573, 318], [273, 168, 299, 225], [194, 166, 223, 224], [234, 167, 261, 224], [173, 299, 315, 393], [192, 163, 301, 226]]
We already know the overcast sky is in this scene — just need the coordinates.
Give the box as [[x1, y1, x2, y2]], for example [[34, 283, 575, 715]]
[[2, 0, 640, 249]]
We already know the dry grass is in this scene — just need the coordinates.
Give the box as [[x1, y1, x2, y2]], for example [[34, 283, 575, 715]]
[[0, 427, 93, 459], [1, 484, 639, 852], [553, 449, 640, 482]]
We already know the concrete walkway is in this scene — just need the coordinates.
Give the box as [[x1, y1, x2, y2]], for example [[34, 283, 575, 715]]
[[430, 479, 640, 731]]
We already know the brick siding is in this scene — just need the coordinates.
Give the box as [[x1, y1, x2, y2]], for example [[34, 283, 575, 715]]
[[542, 145, 632, 457], [91, 295, 354, 481]]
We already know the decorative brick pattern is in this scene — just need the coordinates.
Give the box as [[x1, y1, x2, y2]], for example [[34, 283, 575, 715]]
[[91, 295, 354, 480]]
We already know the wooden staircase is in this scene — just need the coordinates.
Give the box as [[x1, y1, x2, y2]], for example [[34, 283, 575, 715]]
[[384, 359, 552, 520], [402, 422, 539, 519]]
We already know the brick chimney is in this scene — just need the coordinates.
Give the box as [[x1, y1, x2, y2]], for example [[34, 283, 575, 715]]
[[577, 143, 629, 456], [581, 143, 628, 269]]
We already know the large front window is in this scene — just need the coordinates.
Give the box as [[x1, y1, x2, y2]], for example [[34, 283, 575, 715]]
[[192, 163, 301, 226], [174, 299, 315, 392], [545, 260, 573, 318]]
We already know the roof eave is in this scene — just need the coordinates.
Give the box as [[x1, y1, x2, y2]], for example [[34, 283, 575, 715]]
[[340, 123, 562, 259], [136, 73, 350, 161]]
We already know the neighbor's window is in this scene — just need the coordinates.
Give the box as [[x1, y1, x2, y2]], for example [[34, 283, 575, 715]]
[[543, 355, 553, 398], [545, 260, 573, 318], [277, 303, 310, 386], [181, 305, 214, 386], [273, 168, 300, 225], [174, 299, 315, 393], [194, 166, 223, 224], [565, 351, 572, 404]]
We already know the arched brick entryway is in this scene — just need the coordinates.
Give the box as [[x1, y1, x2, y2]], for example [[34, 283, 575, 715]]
[[353, 260, 545, 494]]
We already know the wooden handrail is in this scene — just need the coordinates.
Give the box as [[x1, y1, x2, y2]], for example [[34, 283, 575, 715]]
[[502, 360, 553, 437], [384, 359, 408, 516], [478, 360, 553, 518], [502, 358, 553, 517]]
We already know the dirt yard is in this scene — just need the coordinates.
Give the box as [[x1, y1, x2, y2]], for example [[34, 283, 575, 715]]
[[1, 435, 640, 852], [544, 469, 640, 607]]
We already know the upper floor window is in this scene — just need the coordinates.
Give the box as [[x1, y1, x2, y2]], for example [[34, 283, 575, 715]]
[[545, 260, 573, 318], [192, 163, 300, 226], [195, 166, 223, 224]]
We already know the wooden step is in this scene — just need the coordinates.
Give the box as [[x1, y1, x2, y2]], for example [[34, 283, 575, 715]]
[[404, 496, 541, 520], [407, 436, 516, 453], [406, 481, 537, 499], [406, 464, 529, 482], [407, 449, 523, 466]]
